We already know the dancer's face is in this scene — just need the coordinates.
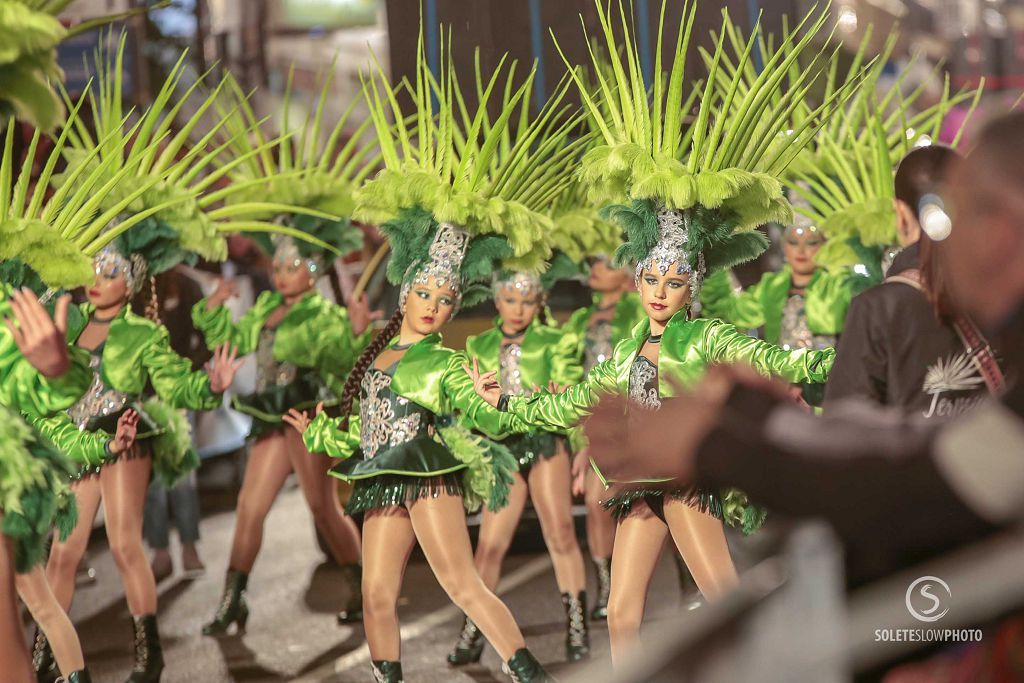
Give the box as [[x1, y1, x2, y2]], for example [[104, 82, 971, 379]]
[[494, 285, 541, 332], [782, 227, 824, 276], [403, 277, 457, 336], [587, 257, 630, 293], [273, 257, 316, 299], [638, 264, 691, 325], [87, 262, 130, 309]]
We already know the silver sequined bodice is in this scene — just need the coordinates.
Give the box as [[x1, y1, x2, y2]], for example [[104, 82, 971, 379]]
[[778, 294, 836, 351], [67, 347, 129, 430], [255, 328, 298, 393], [628, 356, 661, 410], [499, 342, 532, 397], [359, 366, 433, 459], [584, 319, 613, 373]]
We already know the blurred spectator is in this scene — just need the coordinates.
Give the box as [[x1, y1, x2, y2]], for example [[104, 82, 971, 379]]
[[142, 266, 210, 580]]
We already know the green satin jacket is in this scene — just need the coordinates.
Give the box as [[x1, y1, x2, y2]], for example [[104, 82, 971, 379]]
[[560, 292, 646, 356], [192, 290, 371, 394], [506, 310, 835, 430], [700, 267, 866, 345], [0, 286, 91, 419], [305, 333, 524, 459], [33, 305, 221, 465], [465, 317, 583, 390]]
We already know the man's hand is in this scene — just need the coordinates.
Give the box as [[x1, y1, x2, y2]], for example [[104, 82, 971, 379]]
[[347, 293, 384, 337], [109, 409, 139, 455], [4, 290, 72, 378], [463, 358, 502, 408], [583, 364, 770, 485], [205, 343, 244, 394]]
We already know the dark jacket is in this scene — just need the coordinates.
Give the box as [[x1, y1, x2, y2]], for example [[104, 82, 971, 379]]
[[824, 242, 989, 420]]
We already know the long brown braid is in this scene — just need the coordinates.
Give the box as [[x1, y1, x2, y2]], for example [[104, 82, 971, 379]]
[[333, 307, 404, 429]]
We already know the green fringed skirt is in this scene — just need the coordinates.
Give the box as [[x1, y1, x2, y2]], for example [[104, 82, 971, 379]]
[[603, 486, 767, 536], [235, 373, 337, 439], [1, 424, 78, 573], [503, 431, 559, 474], [329, 435, 468, 514]]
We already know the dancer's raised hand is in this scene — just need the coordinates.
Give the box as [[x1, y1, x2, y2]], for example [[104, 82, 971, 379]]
[[4, 290, 72, 378], [206, 343, 244, 393], [463, 358, 501, 408], [110, 409, 140, 455]]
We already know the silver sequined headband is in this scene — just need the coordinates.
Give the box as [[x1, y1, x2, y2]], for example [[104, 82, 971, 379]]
[[94, 245, 148, 295], [399, 222, 469, 310], [273, 235, 323, 277], [635, 207, 706, 298], [492, 271, 542, 299]]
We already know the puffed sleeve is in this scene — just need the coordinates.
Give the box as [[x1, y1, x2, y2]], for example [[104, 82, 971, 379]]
[[700, 319, 834, 384], [0, 347, 92, 419], [699, 270, 767, 330], [191, 291, 280, 355], [303, 411, 361, 459], [550, 327, 585, 387], [30, 413, 109, 466], [311, 307, 372, 393], [505, 355, 621, 431], [143, 326, 221, 411], [440, 351, 531, 439]]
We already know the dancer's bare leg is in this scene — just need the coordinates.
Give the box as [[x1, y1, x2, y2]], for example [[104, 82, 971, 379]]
[[606, 504, 667, 664], [408, 492, 527, 660], [16, 566, 85, 675], [100, 453, 157, 615], [45, 477, 102, 611], [662, 499, 738, 602], [528, 448, 586, 594], [361, 508, 416, 660], [473, 473, 528, 590], [227, 433, 294, 572], [285, 428, 361, 565], [0, 531, 33, 683]]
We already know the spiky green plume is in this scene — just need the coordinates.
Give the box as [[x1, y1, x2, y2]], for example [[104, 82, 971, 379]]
[[552, 1, 861, 275], [357, 22, 583, 294], [55, 32, 340, 275], [213, 64, 376, 258], [0, 96, 180, 289]]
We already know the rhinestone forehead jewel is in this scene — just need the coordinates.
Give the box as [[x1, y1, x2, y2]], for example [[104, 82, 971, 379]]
[[94, 246, 147, 295], [400, 222, 470, 307], [493, 271, 542, 299], [273, 235, 322, 275]]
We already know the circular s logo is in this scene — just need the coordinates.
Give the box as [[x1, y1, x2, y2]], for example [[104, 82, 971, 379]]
[[906, 576, 951, 622]]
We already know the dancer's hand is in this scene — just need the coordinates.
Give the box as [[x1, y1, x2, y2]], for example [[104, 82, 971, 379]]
[[206, 278, 238, 310], [347, 293, 383, 336], [110, 409, 139, 455], [548, 381, 566, 394], [206, 343, 244, 394], [571, 448, 589, 497], [463, 358, 501, 408], [4, 290, 72, 378], [283, 402, 322, 434]]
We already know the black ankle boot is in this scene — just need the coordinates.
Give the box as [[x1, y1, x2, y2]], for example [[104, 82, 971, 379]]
[[32, 627, 58, 683], [590, 557, 611, 620], [563, 592, 590, 661], [64, 669, 92, 683], [504, 649, 554, 682], [336, 563, 363, 624], [203, 569, 249, 636], [370, 660, 403, 682], [125, 614, 163, 683], [446, 615, 484, 666]]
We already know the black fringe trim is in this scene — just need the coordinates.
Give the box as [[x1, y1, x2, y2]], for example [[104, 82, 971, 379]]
[[345, 473, 464, 515], [603, 486, 724, 522], [73, 443, 150, 481]]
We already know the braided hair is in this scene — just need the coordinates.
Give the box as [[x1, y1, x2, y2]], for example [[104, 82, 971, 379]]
[[131, 275, 162, 323], [333, 307, 404, 429]]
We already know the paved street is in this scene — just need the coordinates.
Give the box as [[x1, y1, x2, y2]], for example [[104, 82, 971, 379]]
[[48, 464, 720, 683]]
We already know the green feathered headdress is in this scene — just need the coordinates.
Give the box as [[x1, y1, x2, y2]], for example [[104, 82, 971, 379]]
[[553, 1, 861, 282], [0, 96, 178, 291], [213, 64, 374, 260], [55, 32, 341, 276], [356, 23, 583, 307]]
